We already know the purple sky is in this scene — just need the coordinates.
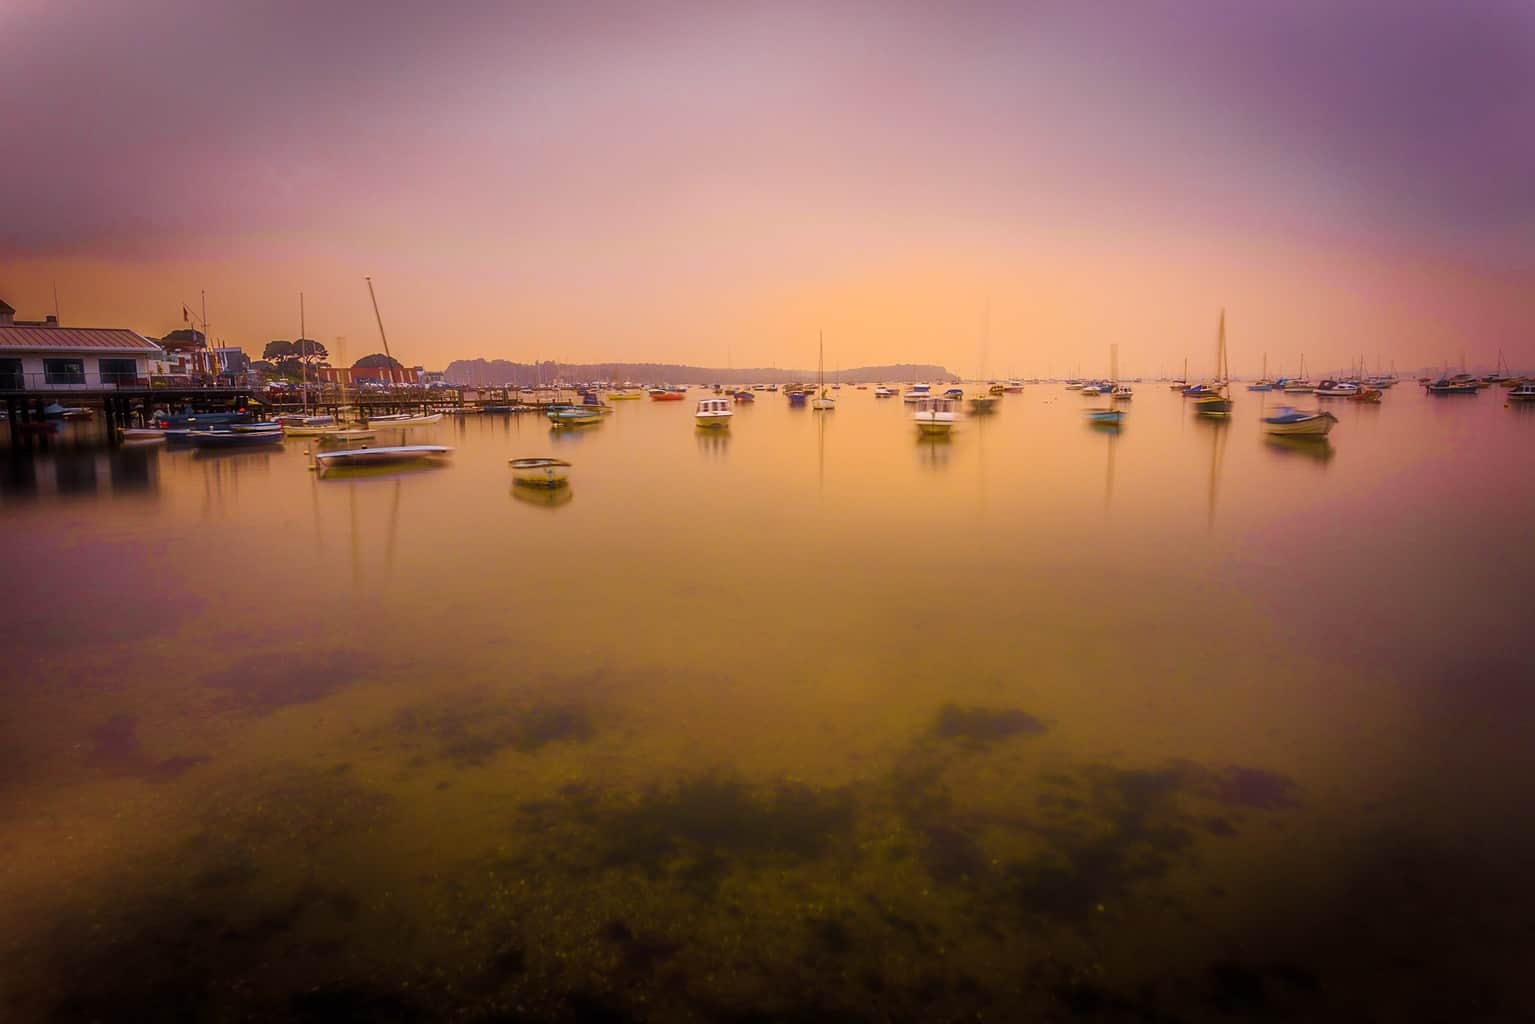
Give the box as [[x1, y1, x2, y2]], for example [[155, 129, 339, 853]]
[[1, 0, 1531, 373]]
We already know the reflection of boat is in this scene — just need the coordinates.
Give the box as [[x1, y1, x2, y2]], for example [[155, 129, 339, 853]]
[[913, 397, 956, 435], [695, 398, 733, 428], [512, 483, 574, 508], [1262, 406, 1337, 436], [509, 457, 571, 488], [121, 428, 165, 443], [189, 428, 284, 448], [1265, 434, 1336, 463], [314, 445, 453, 471]]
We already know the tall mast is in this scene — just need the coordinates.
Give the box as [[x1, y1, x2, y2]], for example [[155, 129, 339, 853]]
[[365, 276, 396, 373], [300, 291, 308, 414]]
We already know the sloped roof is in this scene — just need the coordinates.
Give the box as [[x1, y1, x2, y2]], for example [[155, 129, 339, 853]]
[[0, 325, 162, 353], [0, 297, 15, 315]]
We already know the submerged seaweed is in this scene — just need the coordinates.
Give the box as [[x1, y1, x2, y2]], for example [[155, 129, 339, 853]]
[[931, 704, 1048, 743]]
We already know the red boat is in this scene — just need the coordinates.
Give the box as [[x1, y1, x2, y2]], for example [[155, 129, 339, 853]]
[[649, 389, 684, 401]]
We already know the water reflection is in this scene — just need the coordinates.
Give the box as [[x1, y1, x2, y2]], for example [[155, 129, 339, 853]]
[[1202, 416, 1229, 531], [695, 426, 730, 459], [0, 446, 160, 501], [7, 387, 1535, 1021], [1264, 434, 1336, 464], [916, 432, 951, 470], [512, 484, 575, 508]]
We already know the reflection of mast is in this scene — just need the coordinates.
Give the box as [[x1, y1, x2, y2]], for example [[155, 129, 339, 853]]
[[1206, 418, 1229, 531], [349, 484, 361, 588], [816, 400, 826, 497], [385, 479, 401, 579], [1104, 424, 1117, 516]]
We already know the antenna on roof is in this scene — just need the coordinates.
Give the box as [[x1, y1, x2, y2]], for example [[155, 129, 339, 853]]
[[51, 281, 61, 323]]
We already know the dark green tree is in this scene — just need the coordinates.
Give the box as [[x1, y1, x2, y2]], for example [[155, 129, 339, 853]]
[[353, 353, 403, 369], [263, 339, 294, 360], [293, 338, 328, 362]]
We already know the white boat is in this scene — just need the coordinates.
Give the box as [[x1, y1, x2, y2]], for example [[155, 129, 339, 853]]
[[874, 386, 896, 398], [368, 412, 442, 426], [1111, 384, 1133, 400], [1314, 380, 1359, 397], [1509, 381, 1535, 402], [902, 384, 932, 403], [509, 457, 571, 488], [315, 428, 377, 443], [313, 444, 453, 470], [912, 397, 956, 435], [231, 422, 283, 433], [695, 397, 733, 427], [1262, 407, 1338, 436]]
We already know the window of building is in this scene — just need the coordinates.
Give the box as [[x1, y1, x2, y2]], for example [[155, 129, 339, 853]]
[[0, 358, 21, 389], [44, 358, 85, 385], [99, 358, 138, 385]]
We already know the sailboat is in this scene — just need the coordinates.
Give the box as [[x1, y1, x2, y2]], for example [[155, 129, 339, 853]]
[[1248, 353, 1273, 391], [1086, 344, 1126, 424], [360, 277, 441, 426], [1283, 353, 1314, 393], [1194, 310, 1234, 416], [812, 332, 836, 410], [1169, 357, 1188, 389], [968, 300, 999, 414], [1110, 344, 1132, 401]]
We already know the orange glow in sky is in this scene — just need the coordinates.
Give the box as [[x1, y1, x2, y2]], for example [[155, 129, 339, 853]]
[[2, 1, 1531, 376]]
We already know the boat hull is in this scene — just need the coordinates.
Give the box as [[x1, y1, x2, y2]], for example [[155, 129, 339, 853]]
[[1263, 413, 1337, 436], [315, 445, 453, 469]]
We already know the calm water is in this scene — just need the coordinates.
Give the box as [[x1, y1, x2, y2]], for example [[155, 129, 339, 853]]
[[3, 385, 1533, 1021]]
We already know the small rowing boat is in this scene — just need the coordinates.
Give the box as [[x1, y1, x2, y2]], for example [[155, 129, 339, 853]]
[[509, 457, 572, 488], [1262, 406, 1337, 437]]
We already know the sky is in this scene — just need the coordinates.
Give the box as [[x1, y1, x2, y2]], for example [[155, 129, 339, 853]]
[[1, 0, 1532, 377]]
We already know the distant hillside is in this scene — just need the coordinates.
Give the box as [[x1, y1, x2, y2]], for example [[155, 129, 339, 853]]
[[443, 359, 956, 387]]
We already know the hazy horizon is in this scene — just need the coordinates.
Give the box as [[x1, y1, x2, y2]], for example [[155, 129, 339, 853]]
[[2, 1, 1531, 378]]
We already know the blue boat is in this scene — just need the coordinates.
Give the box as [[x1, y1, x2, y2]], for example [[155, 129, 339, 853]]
[[157, 410, 251, 429], [188, 428, 284, 448], [1084, 408, 1124, 425], [788, 390, 808, 407]]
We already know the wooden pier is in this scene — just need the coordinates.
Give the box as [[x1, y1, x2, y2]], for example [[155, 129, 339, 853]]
[[2, 384, 253, 446]]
